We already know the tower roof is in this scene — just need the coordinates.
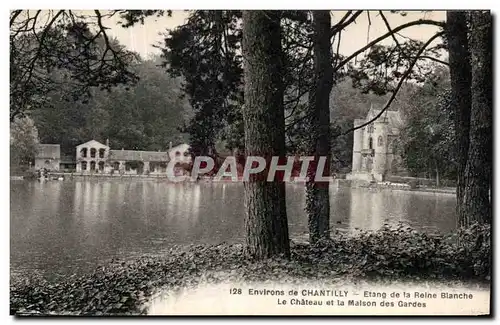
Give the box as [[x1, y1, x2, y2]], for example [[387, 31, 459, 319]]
[[366, 106, 403, 129]]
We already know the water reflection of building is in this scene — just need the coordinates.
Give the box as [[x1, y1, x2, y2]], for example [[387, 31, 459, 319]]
[[73, 181, 110, 228], [74, 180, 83, 215], [190, 184, 201, 217], [99, 182, 111, 219], [348, 189, 408, 233], [83, 181, 100, 224]]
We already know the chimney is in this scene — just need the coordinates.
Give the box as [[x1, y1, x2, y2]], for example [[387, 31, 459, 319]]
[[169, 141, 173, 150]]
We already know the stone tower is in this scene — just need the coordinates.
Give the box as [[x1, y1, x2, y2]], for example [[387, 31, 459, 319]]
[[372, 117, 389, 181], [351, 118, 365, 173], [347, 105, 403, 182]]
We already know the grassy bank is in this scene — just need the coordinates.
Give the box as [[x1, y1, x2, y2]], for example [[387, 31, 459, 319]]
[[10, 223, 490, 316]]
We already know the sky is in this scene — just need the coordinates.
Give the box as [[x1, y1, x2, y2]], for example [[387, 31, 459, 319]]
[[102, 10, 446, 59]]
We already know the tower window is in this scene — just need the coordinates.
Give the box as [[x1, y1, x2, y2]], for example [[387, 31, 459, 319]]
[[378, 136, 383, 147]]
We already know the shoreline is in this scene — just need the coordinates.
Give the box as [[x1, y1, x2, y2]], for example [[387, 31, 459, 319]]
[[11, 173, 457, 195]]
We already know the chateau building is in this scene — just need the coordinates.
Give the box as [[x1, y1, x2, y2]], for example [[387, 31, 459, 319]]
[[75, 140, 191, 175], [347, 106, 404, 182]]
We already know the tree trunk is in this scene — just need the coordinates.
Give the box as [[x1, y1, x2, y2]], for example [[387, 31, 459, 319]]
[[242, 11, 290, 259], [305, 11, 334, 245], [461, 11, 492, 225], [445, 11, 472, 222]]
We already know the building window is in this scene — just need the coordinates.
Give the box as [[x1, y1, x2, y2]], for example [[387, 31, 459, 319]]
[[90, 148, 96, 158], [378, 136, 383, 147], [369, 137, 373, 150], [98, 161, 105, 171], [80, 148, 88, 158], [99, 149, 105, 158], [90, 161, 96, 171], [81, 161, 87, 170], [113, 162, 120, 170], [367, 125, 374, 134]]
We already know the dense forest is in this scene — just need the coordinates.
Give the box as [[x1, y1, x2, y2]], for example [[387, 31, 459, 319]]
[[28, 55, 191, 156]]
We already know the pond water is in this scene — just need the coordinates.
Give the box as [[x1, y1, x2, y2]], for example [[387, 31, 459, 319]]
[[10, 179, 456, 279]]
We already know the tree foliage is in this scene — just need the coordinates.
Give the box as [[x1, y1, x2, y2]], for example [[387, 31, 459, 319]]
[[10, 10, 140, 122], [396, 66, 456, 181], [10, 116, 40, 169], [159, 10, 244, 157]]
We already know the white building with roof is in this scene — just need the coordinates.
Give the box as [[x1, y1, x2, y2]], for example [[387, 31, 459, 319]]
[[74, 139, 190, 175]]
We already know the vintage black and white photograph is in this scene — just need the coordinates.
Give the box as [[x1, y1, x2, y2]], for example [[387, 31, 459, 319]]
[[9, 8, 492, 316]]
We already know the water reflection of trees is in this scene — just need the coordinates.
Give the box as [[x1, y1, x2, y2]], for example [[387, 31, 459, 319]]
[[348, 189, 456, 234], [404, 192, 457, 233]]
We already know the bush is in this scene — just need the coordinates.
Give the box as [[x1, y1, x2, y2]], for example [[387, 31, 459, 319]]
[[310, 222, 491, 281], [450, 223, 491, 279]]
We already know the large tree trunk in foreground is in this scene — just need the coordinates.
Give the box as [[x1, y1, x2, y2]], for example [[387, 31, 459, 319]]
[[306, 10, 334, 244], [242, 11, 290, 259], [445, 11, 472, 223], [461, 11, 492, 225]]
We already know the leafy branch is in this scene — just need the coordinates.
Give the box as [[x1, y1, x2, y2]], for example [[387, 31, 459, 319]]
[[342, 31, 445, 135]]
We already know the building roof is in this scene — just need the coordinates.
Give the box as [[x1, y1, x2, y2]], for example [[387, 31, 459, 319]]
[[108, 149, 170, 162], [169, 143, 189, 153], [366, 107, 403, 134], [36, 144, 60, 159], [76, 140, 108, 149]]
